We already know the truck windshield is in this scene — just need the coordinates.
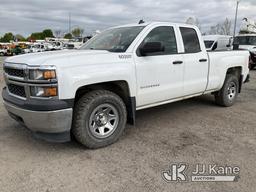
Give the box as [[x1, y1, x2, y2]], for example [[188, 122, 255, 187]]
[[235, 36, 256, 45], [204, 40, 214, 48], [80, 26, 145, 52]]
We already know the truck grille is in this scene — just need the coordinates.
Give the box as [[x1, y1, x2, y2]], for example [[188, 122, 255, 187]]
[[4, 67, 25, 78], [7, 84, 26, 98]]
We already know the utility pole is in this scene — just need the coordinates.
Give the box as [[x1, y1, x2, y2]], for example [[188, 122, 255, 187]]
[[233, 0, 240, 37], [69, 12, 71, 34]]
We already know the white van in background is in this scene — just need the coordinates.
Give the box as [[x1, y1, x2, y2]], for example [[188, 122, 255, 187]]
[[203, 35, 233, 51]]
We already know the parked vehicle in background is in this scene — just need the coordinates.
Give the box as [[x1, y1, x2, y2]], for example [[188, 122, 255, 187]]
[[30, 44, 47, 53], [203, 35, 233, 51], [45, 38, 67, 50], [0, 47, 7, 56], [67, 38, 84, 49], [11, 46, 25, 55], [50, 41, 63, 50], [5, 49, 13, 56], [235, 34, 256, 69], [2, 22, 250, 148], [64, 37, 92, 50], [23, 45, 32, 54], [30, 44, 38, 53], [0, 43, 12, 56], [63, 43, 75, 50], [39, 44, 47, 52], [44, 43, 54, 51]]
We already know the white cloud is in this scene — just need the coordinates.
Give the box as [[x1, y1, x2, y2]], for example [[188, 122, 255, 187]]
[[0, 0, 255, 36]]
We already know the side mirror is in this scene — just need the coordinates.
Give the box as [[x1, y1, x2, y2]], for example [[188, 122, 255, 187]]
[[139, 42, 165, 56]]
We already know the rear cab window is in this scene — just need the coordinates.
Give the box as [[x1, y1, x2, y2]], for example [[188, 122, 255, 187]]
[[180, 27, 201, 53]]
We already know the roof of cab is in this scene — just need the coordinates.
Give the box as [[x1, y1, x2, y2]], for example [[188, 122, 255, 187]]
[[111, 21, 196, 29], [237, 33, 256, 37]]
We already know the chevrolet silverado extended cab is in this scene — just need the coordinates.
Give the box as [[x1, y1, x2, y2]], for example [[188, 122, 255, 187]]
[[2, 22, 250, 148]]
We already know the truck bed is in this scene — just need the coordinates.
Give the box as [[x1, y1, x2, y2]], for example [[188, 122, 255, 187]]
[[206, 50, 250, 92]]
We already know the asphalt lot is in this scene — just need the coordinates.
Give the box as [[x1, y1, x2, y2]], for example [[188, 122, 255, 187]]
[[0, 56, 255, 192]]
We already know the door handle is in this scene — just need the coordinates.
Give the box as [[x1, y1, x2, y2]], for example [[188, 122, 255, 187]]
[[173, 61, 183, 65], [199, 59, 208, 62]]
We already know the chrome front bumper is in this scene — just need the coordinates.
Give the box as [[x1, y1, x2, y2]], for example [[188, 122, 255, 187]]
[[4, 101, 73, 134]]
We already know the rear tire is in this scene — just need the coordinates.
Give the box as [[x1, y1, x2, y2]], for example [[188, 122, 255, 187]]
[[72, 90, 127, 149], [215, 74, 239, 107]]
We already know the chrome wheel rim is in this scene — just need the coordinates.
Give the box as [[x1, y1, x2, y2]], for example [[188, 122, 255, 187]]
[[227, 82, 237, 101], [89, 104, 119, 139]]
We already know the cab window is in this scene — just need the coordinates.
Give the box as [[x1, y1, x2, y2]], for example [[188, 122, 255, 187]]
[[180, 27, 201, 53], [138, 26, 178, 56]]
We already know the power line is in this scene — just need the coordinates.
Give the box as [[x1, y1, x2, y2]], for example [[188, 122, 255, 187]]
[[69, 12, 71, 34], [233, 0, 240, 37]]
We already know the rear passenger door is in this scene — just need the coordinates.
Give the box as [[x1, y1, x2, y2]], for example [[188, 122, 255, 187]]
[[179, 27, 209, 96]]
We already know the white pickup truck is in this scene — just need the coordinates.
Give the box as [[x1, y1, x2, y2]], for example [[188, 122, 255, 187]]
[[2, 22, 250, 148]]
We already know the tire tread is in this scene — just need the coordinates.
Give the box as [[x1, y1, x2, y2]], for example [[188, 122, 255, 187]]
[[72, 90, 127, 148]]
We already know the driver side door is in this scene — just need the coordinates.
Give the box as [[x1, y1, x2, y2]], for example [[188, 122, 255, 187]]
[[134, 26, 184, 107]]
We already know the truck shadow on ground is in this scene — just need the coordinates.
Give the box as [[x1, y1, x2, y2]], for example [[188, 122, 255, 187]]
[[2, 94, 219, 152], [135, 94, 217, 122]]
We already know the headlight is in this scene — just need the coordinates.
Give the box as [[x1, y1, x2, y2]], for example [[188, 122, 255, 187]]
[[30, 86, 58, 97], [29, 69, 56, 80]]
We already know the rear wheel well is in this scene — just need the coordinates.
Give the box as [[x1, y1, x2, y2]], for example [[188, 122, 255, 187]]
[[226, 67, 242, 92], [226, 67, 242, 78]]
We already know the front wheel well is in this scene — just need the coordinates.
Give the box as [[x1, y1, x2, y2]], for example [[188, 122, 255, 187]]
[[75, 81, 130, 103], [74, 81, 136, 125]]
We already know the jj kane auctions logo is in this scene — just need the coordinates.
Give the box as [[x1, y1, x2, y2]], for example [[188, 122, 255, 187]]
[[162, 163, 240, 182]]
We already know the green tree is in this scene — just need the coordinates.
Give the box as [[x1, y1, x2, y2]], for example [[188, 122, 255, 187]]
[[71, 27, 84, 37], [15, 34, 26, 41], [64, 33, 72, 39], [0, 32, 14, 42], [29, 32, 45, 40], [42, 29, 54, 38], [28, 29, 54, 40]]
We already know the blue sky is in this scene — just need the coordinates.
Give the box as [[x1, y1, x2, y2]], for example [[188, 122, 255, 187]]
[[0, 0, 255, 36]]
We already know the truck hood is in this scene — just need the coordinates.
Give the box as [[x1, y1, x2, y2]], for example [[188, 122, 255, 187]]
[[5, 50, 111, 66]]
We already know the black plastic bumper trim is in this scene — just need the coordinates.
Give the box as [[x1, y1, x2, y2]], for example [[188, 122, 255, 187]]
[[127, 96, 136, 125], [245, 74, 250, 83], [2, 87, 74, 111]]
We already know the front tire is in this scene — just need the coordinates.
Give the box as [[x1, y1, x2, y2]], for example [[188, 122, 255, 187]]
[[215, 74, 239, 107], [72, 90, 127, 149]]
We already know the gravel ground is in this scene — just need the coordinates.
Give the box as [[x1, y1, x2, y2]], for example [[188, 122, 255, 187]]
[[0, 56, 255, 192]]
